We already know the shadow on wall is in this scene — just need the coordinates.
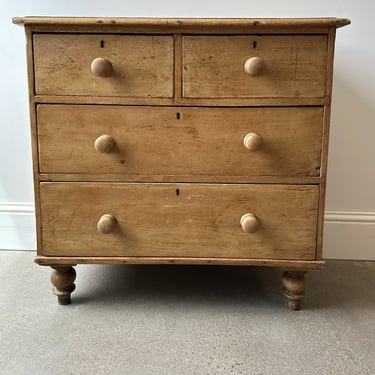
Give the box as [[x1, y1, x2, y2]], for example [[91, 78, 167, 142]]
[[326, 69, 375, 211]]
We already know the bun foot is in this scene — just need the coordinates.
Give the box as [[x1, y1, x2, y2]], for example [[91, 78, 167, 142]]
[[50, 266, 76, 305], [281, 271, 306, 311]]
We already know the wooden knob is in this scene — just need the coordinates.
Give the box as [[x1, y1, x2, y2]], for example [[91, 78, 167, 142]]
[[240, 213, 259, 233], [243, 133, 263, 151], [91, 57, 113, 77], [97, 214, 117, 234], [244, 57, 264, 76], [95, 135, 115, 153]]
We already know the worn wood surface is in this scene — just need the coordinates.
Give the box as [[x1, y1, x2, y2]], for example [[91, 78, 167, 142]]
[[35, 256, 325, 270], [37, 105, 323, 178], [40, 183, 319, 259], [173, 34, 183, 102], [183, 35, 328, 98], [13, 17, 350, 27], [13, 17, 350, 35], [282, 270, 307, 310], [32, 95, 330, 106], [50, 265, 76, 305], [15, 18, 350, 308], [315, 29, 337, 260], [37, 173, 322, 184], [33, 34, 174, 97]]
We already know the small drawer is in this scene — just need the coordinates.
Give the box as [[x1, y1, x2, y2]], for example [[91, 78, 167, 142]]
[[40, 182, 318, 259], [37, 105, 323, 178], [183, 35, 327, 98], [33, 34, 174, 97]]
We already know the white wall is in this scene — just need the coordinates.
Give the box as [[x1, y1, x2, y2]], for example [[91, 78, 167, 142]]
[[1, 0, 374, 259]]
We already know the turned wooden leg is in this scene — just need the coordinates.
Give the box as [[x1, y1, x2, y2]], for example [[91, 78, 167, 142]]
[[50, 266, 76, 305], [282, 271, 306, 311]]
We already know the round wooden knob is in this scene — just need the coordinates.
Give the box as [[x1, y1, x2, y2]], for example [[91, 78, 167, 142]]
[[91, 57, 113, 77], [97, 214, 117, 234], [243, 133, 263, 151], [95, 135, 115, 153], [244, 57, 264, 76], [240, 213, 259, 233]]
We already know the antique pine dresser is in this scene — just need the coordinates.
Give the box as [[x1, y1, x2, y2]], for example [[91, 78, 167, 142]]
[[14, 17, 350, 310]]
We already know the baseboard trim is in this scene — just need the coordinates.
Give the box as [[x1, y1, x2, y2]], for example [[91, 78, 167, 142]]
[[0, 204, 374, 259], [324, 210, 375, 260], [0, 202, 36, 251], [0, 202, 34, 214], [325, 210, 375, 224]]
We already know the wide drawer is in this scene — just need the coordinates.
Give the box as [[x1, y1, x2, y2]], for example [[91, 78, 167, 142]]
[[183, 35, 327, 98], [33, 34, 174, 97], [37, 105, 323, 178], [40, 183, 318, 259]]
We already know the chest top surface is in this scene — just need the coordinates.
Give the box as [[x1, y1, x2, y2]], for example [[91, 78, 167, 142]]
[[13, 16, 350, 31]]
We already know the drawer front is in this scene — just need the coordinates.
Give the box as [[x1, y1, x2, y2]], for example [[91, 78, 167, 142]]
[[183, 35, 327, 98], [40, 183, 318, 259], [33, 34, 174, 97], [38, 105, 323, 178]]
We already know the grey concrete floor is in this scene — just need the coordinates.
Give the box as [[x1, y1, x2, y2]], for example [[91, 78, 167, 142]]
[[1, 251, 374, 375]]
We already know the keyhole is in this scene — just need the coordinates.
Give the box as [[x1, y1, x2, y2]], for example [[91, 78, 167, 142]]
[[176, 112, 181, 120], [176, 189, 180, 196], [100, 40, 105, 48], [253, 41, 257, 49]]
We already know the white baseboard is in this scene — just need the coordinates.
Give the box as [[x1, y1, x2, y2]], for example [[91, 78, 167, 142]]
[[323, 210, 375, 260], [0, 203, 36, 251], [0, 203, 374, 260]]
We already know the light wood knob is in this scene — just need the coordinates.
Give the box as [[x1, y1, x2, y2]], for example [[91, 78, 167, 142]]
[[240, 213, 259, 233], [91, 57, 113, 77], [97, 214, 117, 234], [244, 57, 265, 76], [243, 133, 263, 151], [95, 135, 115, 153]]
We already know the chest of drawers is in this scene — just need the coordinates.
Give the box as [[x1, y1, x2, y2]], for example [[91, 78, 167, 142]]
[[14, 17, 350, 310]]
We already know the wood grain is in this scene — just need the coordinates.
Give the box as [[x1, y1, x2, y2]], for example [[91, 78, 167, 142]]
[[33, 34, 174, 97], [37, 173, 322, 184], [183, 35, 328, 98], [35, 256, 325, 270], [13, 17, 350, 34], [316, 28, 337, 260], [50, 265, 76, 305], [282, 270, 306, 310], [37, 105, 323, 178], [40, 183, 319, 259], [14, 17, 350, 308], [33, 95, 329, 107], [173, 34, 182, 102]]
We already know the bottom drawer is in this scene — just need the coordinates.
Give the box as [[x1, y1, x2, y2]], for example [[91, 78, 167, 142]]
[[40, 183, 318, 259]]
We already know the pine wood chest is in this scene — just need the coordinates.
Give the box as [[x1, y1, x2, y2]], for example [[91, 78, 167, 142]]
[[14, 17, 350, 309]]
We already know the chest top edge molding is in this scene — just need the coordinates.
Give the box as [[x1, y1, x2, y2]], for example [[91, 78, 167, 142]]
[[12, 17, 350, 32]]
